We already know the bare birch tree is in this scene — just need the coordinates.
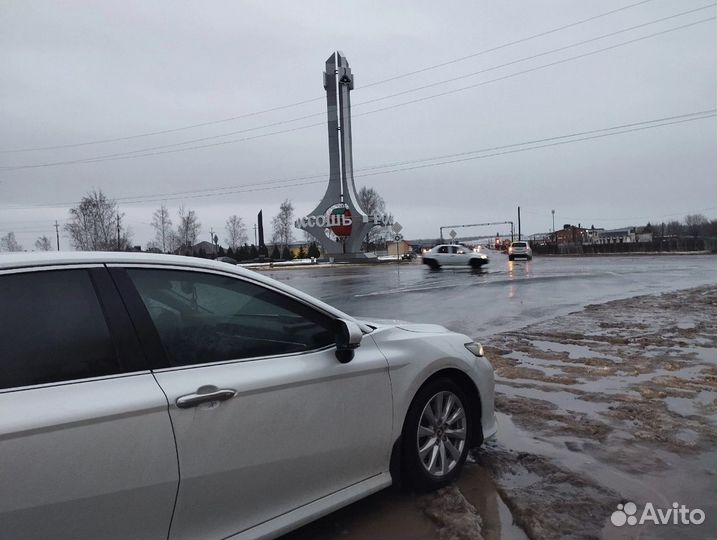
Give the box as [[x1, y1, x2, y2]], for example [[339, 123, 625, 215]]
[[0, 232, 22, 252], [34, 236, 52, 251], [151, 204, 173, 252], [176, 205, 201, 248], [225, 215, 248, 251], [357, 186, 388, 246], [684, 214, 708, 237], [65, 189, 131, 250], [272, 199, 294, 247]]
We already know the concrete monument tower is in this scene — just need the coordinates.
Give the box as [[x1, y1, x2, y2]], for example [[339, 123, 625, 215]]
[[295, 52, 392, 259]]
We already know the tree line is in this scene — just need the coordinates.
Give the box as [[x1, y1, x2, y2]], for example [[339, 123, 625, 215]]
[[0, 189, 319, 258], [647, 214, 717, 239]]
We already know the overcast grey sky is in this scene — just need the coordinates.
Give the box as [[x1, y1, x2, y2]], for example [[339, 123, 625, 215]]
[[1, 0, 715, 249]]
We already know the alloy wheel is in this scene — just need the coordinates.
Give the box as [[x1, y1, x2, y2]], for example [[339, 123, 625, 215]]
[[416, 391, 467, 477]]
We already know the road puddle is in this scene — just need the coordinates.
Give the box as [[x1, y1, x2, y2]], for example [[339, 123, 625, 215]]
[[457, 464, 529, 540], [281, 486, 438, 540], [282, 465, 527, 540]]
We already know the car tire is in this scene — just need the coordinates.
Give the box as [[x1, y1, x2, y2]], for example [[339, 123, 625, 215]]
[[527, 256, 532, 261], [427, 259, 440, 270], [469, 258, 483, 269], [402, 378, 472, 491], [508, 255, 514, 261]]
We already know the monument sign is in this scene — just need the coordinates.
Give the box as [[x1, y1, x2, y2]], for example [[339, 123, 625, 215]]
[[295, 52, 392, 259]]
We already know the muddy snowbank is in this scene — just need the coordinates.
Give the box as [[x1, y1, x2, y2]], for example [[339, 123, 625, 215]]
[[482, 285, 717, 539]]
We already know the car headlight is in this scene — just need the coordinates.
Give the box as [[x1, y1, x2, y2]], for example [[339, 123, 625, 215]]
[[464, 341, 484, 357]]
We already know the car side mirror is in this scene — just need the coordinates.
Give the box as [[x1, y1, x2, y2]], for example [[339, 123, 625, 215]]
[[335, 318, 362, 363]]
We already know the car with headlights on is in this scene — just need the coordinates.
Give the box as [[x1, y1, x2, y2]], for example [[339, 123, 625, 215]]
[[421, 243, 489, 269], [0, 252, 496, 540]]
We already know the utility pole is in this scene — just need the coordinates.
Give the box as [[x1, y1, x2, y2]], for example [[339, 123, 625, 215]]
[[253, 224, 258, 246], [209, 228, 218, 255], [54, 220, 60, 251], [517, 206, 521, 241], [551, 209, 555, 233], [116, 214, 121, 250]]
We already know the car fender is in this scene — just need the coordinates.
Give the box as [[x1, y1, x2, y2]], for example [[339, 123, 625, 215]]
[[367, 329, 481, 444]]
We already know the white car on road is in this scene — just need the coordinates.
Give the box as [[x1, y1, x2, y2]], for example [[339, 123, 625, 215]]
[[422, 244, 489, 269], [0, 252, 496, 540], [508, 240, 533, 261]]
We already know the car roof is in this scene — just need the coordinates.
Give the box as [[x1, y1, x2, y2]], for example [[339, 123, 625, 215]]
[[0, 251, 366, 330], [0, 251, 246, 272]]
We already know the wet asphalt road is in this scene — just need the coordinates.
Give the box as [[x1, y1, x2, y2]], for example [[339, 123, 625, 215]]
[[265, 254, 717, 339]]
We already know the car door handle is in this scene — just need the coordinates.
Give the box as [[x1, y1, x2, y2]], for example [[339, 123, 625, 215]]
[[176, 387, 237, 409]]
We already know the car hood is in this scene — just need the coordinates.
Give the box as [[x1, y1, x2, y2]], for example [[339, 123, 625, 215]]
[[357, 317, 451, 334]]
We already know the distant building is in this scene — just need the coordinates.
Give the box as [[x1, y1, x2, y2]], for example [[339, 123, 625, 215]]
[[593, 227, 652, 245], [387, 240, 412, 257], [175, 240, 218, 257], [583, 226, 605, 244], [287, 242, 317, 258], [554, 224, 588, 245], [595, 228, 633, 244]]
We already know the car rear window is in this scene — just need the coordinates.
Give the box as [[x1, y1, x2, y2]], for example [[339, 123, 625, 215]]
[[0, 269, 121, 390], [513, 242, 527, 247]]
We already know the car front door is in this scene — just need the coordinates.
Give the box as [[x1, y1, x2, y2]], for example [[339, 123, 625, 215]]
[[435, 245, 449, 265], [0, 267, 178, 540], [115, 266, 393, 540]]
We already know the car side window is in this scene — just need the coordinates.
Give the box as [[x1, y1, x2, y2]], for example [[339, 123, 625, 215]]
[[449, 246, 458, 254], [127, 269, 336, 367], [437, 246, 448, 254], [0, 270, 122, 390]]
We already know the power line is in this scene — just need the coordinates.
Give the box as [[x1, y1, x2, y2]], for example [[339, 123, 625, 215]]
[[0, 0, 658, 154], [0, 98, 327, 155], [3, 14, 713, 172], [350, 109, 717, 172], [361, 0, 661, 89], [355, 4, 717, 108], [349, 17, 717, 124], [3, 109, 712, 210], [33, 4, 717, 165], [349, 113, 715, 179], [5, 109, 711, 206], [528, 206, 717, 223]]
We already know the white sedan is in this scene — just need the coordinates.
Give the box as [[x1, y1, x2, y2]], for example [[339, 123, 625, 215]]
[[0, 252, 496, 540], [421, 244, 490, 269]]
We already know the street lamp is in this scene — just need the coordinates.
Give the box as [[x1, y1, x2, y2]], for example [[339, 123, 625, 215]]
[[551, 209, 555, 233]]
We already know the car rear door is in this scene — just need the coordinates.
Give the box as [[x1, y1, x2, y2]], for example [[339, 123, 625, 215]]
[[0, 265, 178, 540], [113, 265, 393, 540]]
